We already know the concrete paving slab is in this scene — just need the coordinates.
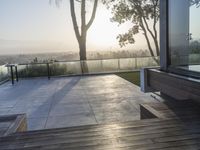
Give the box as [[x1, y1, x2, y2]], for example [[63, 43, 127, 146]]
[[45, 113, 97, 129], [49, 103, 92, 117], [0, 75, 158, 131]]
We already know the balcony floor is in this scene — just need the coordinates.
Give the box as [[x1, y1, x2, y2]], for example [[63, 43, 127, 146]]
[[0, 75, 157, 130]]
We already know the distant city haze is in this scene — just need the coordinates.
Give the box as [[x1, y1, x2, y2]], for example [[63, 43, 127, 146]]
[[0, 0, 148, 55]]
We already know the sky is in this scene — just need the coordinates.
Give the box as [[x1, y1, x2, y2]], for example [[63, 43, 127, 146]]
[[0, 0, 148, 55], [190, 5, 200, 40], [0, 0, 200, 55]]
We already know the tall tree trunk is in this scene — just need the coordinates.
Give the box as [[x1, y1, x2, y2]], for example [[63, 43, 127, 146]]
[[80, 0, 88, 73], [79, 31, 89, 73], [80, 0, 87, 61], [153, 0, 160, 56], [70, 0, 98, 73], [79, 39, 87, 60]]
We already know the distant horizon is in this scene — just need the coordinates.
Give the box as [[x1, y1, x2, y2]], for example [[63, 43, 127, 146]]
[[0, 35, 148, 55], [0, 34, 149, 55], [0, 45, 149, 56], [0, 48, 151, 65]]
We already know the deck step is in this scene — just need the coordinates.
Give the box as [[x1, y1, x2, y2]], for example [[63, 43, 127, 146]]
[[1, 118, 200, 150], [1, 102, 200, 150]]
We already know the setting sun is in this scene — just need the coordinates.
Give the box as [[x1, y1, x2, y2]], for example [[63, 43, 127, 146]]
[[87, 5, 133, 51], [88, 7, 119, 48]]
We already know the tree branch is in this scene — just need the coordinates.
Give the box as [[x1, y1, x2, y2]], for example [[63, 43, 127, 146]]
[[70, 0, 81, 42], [143, 16, 155, 40], [143, 16, 159, 56], [86, 0, 98, 30], [140, 18, 155, 57], [136, 3, 157, 57], [81, 0, 86, 36], [153, 0, 160, 56]]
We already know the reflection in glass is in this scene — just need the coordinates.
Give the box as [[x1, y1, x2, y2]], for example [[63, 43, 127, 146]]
[[169, 0, 190, 66], [169, 0, 200, 75]]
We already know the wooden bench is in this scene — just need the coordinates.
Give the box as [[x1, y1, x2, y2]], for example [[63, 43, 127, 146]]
[[0, 114, 27, 137]]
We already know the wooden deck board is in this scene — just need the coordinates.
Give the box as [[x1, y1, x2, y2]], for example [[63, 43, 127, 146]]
[[1, 101, 200, 149]]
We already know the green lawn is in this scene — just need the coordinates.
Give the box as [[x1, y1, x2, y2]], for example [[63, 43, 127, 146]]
[[116, 71, 140, 86]]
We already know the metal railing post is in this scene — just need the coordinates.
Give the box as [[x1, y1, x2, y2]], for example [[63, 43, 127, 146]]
[[10, 66, 14, 85], [135, 57, 138, 69], [118, 58, 120, 71], [101, 59, 103, 72], [47, 63, 50, 80], [15, 65, 18, 82], [26, 64, 29, 78]]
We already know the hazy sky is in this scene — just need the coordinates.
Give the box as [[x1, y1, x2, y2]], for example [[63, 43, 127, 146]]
[[0, 0, 200, 55], [190, 5, 200, 40], [0, 0, 149, 55]]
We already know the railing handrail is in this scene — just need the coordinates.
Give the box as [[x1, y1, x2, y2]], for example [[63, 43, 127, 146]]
[[0, 55, 160, 84], [16, 56, 159, 66]]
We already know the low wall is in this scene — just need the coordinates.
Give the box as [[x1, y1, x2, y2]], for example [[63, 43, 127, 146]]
[[142, 68, 200, 102]]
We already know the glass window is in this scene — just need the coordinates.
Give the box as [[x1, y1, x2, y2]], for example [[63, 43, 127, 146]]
[[168, 0, 200, 76]]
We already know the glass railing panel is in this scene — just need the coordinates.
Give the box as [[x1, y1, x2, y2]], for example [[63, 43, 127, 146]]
[[189, 54, 200, 65], [86, 60, 103, 73], [66, 61, 82, 75], [102, 59, 119, 72], [18, 63, 48, 78], [136, 57, 159, 68], [51, 61, 82, 76], [10, 56, 160, 79], [119, 58, 136, 71], [50, 62, 68, 76], [0, 65, 9, 82]]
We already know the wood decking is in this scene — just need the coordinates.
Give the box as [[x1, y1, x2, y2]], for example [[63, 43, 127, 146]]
[[0, 100, 200, 150]]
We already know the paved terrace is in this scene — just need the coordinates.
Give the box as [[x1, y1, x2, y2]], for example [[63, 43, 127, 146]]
[[0, 75, 158, 130]]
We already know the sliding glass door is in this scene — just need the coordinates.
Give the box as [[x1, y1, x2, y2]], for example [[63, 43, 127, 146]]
[[169, 0, 190, 66], [188, 2, 200, 71], [168, 0, 200, 77]]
